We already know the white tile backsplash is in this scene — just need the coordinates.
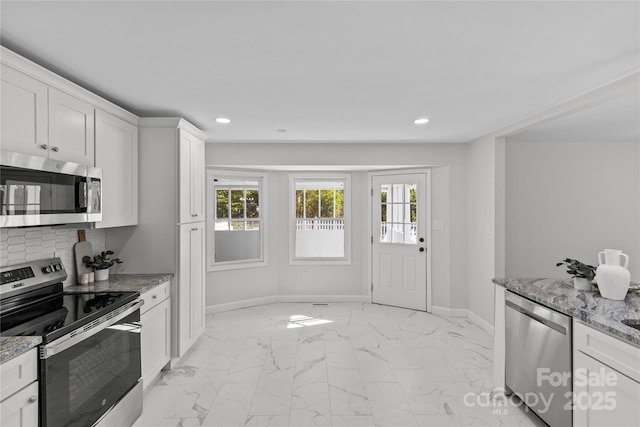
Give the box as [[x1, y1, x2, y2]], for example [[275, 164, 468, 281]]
[[0, 227, 106, 286]]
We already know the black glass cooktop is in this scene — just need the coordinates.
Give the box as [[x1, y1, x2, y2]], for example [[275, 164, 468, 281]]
[[0, 284, 138, 343]]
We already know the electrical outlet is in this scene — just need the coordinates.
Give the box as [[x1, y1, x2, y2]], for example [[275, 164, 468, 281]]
[[432, 220, 445, 231], [302, 271, 308, 280]]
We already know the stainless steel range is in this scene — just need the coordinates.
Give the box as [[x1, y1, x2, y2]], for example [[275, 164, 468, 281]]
[[0, 258, 143, 427]]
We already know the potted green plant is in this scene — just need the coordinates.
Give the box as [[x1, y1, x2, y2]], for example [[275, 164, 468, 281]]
[[556, 258, 596, 291], [83, 250, 123, 281]]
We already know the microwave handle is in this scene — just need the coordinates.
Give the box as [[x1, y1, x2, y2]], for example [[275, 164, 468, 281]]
[[78, 180, 88, 209]]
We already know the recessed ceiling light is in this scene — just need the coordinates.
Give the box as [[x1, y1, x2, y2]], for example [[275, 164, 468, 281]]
[[414, 118, 430, 125], [215, 117, 231, 124]]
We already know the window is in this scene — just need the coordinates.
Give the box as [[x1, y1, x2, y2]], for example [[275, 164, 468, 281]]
[[290, 174, 351, 263], [207, 170, 266, 270]]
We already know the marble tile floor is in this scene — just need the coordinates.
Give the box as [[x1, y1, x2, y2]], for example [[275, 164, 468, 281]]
[[133, 303, 545, 427]]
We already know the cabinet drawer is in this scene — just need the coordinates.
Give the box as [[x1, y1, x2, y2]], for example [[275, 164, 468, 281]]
[[574, 321, 640, 382], [0, 348, 37, 402], [140, 281, 170, 315]]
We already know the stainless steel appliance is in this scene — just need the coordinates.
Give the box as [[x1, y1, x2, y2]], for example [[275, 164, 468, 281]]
[[0, 258, 142, 427], [505, 291, 572, 427], [0, 150, 102, 227]]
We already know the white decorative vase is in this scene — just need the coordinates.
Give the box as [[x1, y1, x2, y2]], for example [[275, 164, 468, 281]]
[[573, 277, 592, 291], [596, 249, 630, 300], [94, 268, 110, 282]]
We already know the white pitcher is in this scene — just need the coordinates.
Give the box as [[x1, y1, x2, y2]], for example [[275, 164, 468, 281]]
[[596, 249, 631, 300]]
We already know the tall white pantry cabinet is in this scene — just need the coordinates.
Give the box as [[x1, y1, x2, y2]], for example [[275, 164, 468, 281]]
[[132, 118, 206, 360]]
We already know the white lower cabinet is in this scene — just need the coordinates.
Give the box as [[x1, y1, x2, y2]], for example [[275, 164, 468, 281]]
[[0, 348, 39, 427], [573, 321, 640, 427], [177, 222, 205, 356], [140, 281, 171, 390]]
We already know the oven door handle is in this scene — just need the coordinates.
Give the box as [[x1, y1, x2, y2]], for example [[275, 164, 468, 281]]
[[40, 299, 143, 359]]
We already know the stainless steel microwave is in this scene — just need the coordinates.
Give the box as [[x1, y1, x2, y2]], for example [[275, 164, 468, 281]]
[[0, 150, 102, 227]]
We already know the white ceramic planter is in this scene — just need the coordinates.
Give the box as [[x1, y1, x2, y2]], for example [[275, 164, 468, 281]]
[[94, 268, 110, 281], [573, 277, 593, 291], [596, 264, 630, 300]]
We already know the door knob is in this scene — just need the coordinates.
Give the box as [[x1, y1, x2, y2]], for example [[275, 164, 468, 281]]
[[40, 144, 48, 149], [419, 237, 424, 242], [419, 247, 425, 252], [51, 146, 60, 152]]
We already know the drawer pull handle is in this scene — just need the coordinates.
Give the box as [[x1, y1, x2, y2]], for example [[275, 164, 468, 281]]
[[28, 396, 38, 404], [40, 144, 48, 150], [51, 146, 60, 152], [152, 295, 157, 299]]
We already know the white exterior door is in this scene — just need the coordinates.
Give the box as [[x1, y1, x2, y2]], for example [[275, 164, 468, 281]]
[[372, 172, 429, 311]]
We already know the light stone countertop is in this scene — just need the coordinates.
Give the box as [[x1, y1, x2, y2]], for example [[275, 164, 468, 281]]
[[493, 277, 640, 347], [0, 336, 42, 364], [64, 273, 173, 294]]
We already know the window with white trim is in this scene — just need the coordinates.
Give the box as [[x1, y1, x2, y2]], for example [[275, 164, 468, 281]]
[[207, 170, 266, 270], [290, 174, 351, 263]]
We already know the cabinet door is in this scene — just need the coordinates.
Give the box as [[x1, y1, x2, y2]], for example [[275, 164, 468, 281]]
[[95, 109, 138, 228], [179, 131, 205, 223], [141, 297, 170, 390], [190, 138, 205, 221], [177, 222, 205, 357], [0, 382, 39, 427], [48, 87, 94, 165], [190, 222, 205, 340], [1, 64, 48, 156], [574, 351, 640, 426]]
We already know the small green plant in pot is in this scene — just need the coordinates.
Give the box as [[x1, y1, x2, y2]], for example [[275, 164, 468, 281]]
[[83, 250, 123, 281], [556, 258, 596, 291]]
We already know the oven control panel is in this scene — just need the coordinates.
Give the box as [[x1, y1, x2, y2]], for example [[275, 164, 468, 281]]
[[1, 266, 35, 285], [0, 257, 67, 297]]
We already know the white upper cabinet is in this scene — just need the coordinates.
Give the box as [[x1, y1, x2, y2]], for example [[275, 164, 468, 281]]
[[1, 64, 48, 156], [48, 87, 95, 165], [179, 130, 205, 224], [95, 109, 138, 228]]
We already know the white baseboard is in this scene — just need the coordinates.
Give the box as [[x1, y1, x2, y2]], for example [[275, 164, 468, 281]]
[[432, 305, 495, 335], [207, 297, 494, 335], [467, 309, 495, 335], [276, 295, 370, 304], [206, 295, 369, 313], [206, 296, 277, 314], [431, 305, 468, 318]]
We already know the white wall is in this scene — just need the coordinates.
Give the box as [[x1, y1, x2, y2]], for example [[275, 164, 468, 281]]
[[505, 140, 640, 281], [205, 142, 468, 311], [466, 136, 501, 329]]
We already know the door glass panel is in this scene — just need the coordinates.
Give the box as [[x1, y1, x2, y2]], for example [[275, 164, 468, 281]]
[[379, 182, 418, 244]]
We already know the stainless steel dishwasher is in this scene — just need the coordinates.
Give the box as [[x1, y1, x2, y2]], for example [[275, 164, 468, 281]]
[[505, 291, 572, 427]]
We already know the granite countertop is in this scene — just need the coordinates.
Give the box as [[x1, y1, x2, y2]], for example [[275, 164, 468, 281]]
[[493, 278, 640, 347], [0, 336, 42, 364], [65, 273, 173, 294]]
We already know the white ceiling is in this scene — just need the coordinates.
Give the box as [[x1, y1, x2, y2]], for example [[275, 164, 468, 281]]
[[1, 1, 638, 143]]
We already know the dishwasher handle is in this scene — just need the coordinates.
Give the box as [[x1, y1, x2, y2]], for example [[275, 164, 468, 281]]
[[505, 299, 568, 335]]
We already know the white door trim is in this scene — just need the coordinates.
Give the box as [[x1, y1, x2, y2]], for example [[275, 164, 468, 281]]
[[367, 168, 432, 313]]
